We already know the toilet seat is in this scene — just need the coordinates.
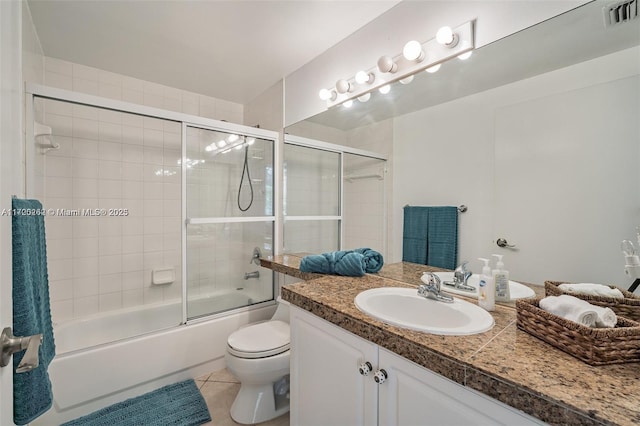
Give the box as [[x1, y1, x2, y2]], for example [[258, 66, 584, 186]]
[[227, 320, 290, 359]]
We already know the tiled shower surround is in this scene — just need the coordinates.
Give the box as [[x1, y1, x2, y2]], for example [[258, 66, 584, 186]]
[[40, 57, 245, 324]]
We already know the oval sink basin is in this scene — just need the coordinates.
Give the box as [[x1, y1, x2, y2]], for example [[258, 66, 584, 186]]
[[433, 272, 536, 301], [354, 287, 494, 335]]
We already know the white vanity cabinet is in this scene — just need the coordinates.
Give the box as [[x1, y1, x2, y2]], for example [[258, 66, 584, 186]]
[[290, 306, 544, 426]]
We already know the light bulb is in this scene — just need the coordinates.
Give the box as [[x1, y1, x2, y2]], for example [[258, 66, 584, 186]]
[[319, 88, 331, 100], [355, 71, 374, 85], [205, 143, 216, 152], [457, 51, 473, 60], [343, 100, 353, 108], [234, 144, 243, 150], [403, 40, 425, 62], [228, 134, 239, 142], [335, 79, 352, 94], [399, 75, 414, 85], [217, 140, 227, 148], [425, 64, 441, 73], [436, 26, 458, 47], [358, 93, 371, 103], [246, 137, 255, 145], [379, 84, 391, 94], [377, 56, 397, 73]]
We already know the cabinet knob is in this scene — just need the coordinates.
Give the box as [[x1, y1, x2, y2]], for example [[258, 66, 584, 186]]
[[374, 369, 387, 384], [358, 361, 373, 376]]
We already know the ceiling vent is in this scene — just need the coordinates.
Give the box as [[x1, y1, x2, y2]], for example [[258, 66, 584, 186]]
[[604, 0, 638, 26]]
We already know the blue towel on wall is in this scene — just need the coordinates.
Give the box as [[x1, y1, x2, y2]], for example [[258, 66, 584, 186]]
[[300, 248, 384, 277], [12, 198, 56, 425], [402, 206, 458, 270]]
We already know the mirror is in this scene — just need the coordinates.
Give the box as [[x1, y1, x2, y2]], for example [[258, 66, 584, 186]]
[[286, 1, 640, 289]]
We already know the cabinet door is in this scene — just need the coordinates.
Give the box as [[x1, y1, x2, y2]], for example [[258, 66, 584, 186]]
[[378, 348, 544, 426], [290, 306, 378, 426]]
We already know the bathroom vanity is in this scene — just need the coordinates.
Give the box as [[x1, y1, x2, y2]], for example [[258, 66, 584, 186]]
[[262, 256, 640, 425]]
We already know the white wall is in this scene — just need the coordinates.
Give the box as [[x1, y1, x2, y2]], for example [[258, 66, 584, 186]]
[[284, 0, 587, 126], [392, 46, 640, 285]]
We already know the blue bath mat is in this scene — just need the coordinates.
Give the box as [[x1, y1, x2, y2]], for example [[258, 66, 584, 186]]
[[62, 379, 211, 426]]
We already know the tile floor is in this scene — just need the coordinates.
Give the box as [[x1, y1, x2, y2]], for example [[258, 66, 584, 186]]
[[196, 368, 290, 426]]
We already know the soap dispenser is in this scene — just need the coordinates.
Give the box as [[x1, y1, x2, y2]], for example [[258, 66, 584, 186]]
[[477, 258, 495, 311], [492, 254, 511, 302]]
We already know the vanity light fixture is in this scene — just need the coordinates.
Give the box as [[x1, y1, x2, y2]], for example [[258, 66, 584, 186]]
[[436, 26, 458, 48], [403, 40, 425, 62], [355, 70, 375, 85], [228, 134, 239, 143], [335, 79, 353, 94], [217, 140, 227, 148], [320, 20, 474, 109], [457, 51, 473, 60], [205, 143, 217, 152], [343, 100, 354, 108], [377, 55, 398, 73]]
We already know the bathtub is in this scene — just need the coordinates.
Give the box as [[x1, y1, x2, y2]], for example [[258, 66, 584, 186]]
[[33, 291, 275, 425]]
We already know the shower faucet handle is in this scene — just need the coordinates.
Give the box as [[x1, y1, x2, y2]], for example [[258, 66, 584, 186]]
[[250, 247, 262, 265]]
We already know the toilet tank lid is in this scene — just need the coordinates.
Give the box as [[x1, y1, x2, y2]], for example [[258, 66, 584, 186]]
[[228, 320, 290, 353]]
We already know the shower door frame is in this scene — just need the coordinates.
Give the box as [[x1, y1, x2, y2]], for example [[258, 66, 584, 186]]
[[283, 134, 388, 255], [24, 83, 281, 328]]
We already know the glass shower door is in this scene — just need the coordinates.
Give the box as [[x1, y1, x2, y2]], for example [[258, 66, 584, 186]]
[[185, 125, 275, 320]]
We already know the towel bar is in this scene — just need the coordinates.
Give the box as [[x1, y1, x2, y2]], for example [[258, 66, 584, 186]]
[[404, 204, 467, 213]]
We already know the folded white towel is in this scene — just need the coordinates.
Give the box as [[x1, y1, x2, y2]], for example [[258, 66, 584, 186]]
[[539, 295, 598, 327], [592, 305, 617, 328], [539, 295, 618, 328], [557, 283, 624, 299]]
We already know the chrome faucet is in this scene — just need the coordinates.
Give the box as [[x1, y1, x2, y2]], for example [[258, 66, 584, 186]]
[[418, 272, 454, 303], [244, 271, 260, 280], [443, 262, 475, 292]]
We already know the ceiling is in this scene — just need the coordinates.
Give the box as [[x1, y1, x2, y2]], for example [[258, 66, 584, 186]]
[[27, 0, 400, 104]]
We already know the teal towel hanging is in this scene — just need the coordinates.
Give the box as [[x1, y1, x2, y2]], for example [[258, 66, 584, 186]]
[[12, 198, 56, 425], [402, 206, 458, 270]]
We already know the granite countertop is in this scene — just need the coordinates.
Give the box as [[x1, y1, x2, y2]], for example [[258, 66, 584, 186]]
[[261, 254, 640, 426]]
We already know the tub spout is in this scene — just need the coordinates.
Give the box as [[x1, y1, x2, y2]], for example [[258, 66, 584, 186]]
[[244, 271, 260, 280]]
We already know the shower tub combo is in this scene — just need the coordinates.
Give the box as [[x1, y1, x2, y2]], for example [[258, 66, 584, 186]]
[[26, 84, 280, 424]]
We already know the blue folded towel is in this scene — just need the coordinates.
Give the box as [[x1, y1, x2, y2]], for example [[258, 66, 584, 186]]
[[354, 247, 384, 273], [300, 248, 384, 277], [402, 206, 458, 270], [12, 198, 56, 425]]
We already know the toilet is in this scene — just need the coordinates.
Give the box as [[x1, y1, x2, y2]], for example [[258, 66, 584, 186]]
[[225, 298, 290, 424]]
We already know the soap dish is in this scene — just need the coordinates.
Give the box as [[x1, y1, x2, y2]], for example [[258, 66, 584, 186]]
[[516, 298, 640, 365], [545, 281, 640, 322]]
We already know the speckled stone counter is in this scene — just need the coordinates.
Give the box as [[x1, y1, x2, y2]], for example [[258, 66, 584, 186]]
[[264, 255, 640, 425]]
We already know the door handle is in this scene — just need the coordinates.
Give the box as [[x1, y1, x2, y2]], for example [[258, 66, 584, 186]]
[[0, 327, 42, 373], [496, 238, 516, 249]]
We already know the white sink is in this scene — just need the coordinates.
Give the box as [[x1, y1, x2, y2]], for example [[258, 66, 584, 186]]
[[433, 272, 536, 300], [354, 287, 494, 335]]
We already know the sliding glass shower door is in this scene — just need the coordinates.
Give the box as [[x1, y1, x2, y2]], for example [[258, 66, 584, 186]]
[[185, 125, 275, 320]]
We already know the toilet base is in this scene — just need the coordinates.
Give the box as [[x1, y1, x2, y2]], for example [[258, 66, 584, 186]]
[[230, 382, 290, 424]]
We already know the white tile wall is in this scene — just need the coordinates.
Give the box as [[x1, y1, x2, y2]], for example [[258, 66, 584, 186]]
[[41, 57, 245, 323]]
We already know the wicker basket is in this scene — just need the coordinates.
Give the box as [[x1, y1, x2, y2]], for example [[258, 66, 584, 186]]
[[545, 281, 640, 322], [516, 298, 640, 365]]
